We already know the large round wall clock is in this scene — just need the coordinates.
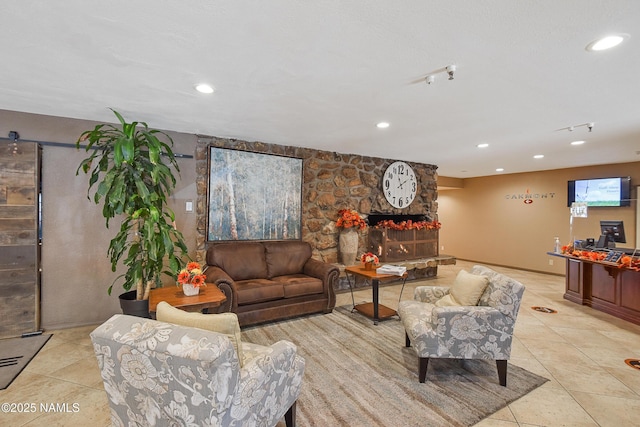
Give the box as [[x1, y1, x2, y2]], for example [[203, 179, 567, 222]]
[[383, 161, 417, 209]]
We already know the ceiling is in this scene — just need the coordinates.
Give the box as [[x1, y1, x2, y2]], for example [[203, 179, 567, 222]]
[[2, 1, 639, 178]]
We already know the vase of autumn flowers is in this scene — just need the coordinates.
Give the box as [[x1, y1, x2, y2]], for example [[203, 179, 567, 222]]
[[177, 262, 207, 296], [336, 209, 367, 265], [361, 252, 379, 270]]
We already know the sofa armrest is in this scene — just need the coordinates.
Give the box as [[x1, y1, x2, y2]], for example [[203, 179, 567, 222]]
[[414, 286, 450, 304], [205, 266, 238, 312], [303, 258, 339, 309]]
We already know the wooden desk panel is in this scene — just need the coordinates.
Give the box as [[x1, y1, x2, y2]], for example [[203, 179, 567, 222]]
[[591, 264, 617, 303], [553, 253, 640, 325]]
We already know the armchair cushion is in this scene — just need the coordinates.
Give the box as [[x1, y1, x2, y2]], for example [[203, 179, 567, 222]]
[[156, 301, 244, 366], [435, 269, 489, 307]]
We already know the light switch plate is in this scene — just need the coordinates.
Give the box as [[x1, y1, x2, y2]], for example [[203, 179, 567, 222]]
[[185, 200, 193, 212]]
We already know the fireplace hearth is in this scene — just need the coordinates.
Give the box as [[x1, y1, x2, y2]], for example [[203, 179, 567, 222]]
[[367, 213, 439, 262], [367, 213, 429, 226]]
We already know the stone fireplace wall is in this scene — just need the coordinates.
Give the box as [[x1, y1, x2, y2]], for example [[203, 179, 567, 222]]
[[195, 136, 438, 263]]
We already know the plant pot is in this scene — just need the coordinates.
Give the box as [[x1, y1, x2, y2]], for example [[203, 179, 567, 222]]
[[182, 283, 200, 296], [364, 262, 374, 271], [339, 228, 359, 265], [119, 290, 150, 318]]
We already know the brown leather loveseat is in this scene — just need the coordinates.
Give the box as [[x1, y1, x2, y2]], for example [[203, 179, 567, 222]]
[[205, 240, 339, 326]]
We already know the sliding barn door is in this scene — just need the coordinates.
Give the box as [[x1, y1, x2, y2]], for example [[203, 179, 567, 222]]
[[0, 141, 41, 338]]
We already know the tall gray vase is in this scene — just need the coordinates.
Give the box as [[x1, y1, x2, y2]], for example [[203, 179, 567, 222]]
[[339, 228, 359, 265]]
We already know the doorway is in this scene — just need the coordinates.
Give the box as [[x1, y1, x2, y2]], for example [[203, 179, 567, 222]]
[[0, 141, 41, 338]]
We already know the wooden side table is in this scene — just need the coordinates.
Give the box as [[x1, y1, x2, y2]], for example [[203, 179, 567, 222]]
[[345, 265, 407, 325], [149, 285, 227, 316]]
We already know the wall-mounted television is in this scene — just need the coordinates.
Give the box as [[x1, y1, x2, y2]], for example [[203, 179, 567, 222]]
[[567, 176, 631, 207]]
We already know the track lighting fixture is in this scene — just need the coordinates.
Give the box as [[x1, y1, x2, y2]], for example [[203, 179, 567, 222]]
[[557, 122, 595, 133], [446, 65, 456, 80], [424, 64, 457, 85]]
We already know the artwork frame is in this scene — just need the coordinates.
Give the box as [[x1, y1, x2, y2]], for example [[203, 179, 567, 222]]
[[207, 147, 303, 242]]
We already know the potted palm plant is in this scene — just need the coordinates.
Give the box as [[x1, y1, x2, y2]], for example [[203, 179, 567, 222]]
[[76, 109, 188, 317]]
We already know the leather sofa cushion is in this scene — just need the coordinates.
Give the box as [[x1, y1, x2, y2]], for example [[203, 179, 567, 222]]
[[207, 242, 268, 281], [264, 241, 312, 278], [272, 275, 324, 298], [236, 279, 284, 305]]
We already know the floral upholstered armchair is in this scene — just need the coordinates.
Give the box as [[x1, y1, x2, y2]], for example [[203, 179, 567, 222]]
[[397, 265, 525, 386], [90, 312, 304, 426]]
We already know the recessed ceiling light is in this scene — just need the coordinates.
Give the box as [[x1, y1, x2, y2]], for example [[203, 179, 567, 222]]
[[533, 154, 544, 159], [496, 168, 504, 172], [195, 83, 214, 94], [376, 122, 390, 129], [477, 143, 489, 148], [586, 34, 629, 51], [571, 140, 585, 145]]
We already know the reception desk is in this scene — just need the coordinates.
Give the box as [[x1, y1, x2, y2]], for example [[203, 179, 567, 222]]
[[553, 253, 640, 325]]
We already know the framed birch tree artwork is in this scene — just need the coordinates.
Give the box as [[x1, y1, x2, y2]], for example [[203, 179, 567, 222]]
[[207, 147, 303, 241]]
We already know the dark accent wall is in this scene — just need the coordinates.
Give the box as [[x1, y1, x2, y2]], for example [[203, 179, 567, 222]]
[[195, 136, 438, 263]]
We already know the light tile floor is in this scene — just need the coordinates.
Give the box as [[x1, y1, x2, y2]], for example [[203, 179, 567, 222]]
[[1, 260, 639, 426]]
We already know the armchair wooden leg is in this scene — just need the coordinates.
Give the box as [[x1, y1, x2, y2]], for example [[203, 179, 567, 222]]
[[419, 357, 429, 383], [285, 401, 297, 427], [496, 360, 507, 387], [405, 331, 411, 347]]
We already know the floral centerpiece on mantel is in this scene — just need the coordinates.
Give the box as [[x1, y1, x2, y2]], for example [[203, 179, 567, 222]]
[[177, 262, 207, 295], [373, 219, 441, 230]]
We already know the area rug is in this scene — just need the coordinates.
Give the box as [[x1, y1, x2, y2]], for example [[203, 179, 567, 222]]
[[0, 334, 51, 390], [242, 307, 548, 427]]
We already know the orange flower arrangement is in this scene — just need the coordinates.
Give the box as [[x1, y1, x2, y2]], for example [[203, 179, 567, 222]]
[[335, 209, 367, 230], [563, 248, 640, 271], [373, 219, 441, 231], [177, 262, 207, 287], [361, 252, 379, 264], [619, 255, 640, 271]]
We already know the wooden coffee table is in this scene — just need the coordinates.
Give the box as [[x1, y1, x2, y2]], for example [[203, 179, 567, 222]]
[[345, 265, 408, 325], [149, 285, 227, 316]]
